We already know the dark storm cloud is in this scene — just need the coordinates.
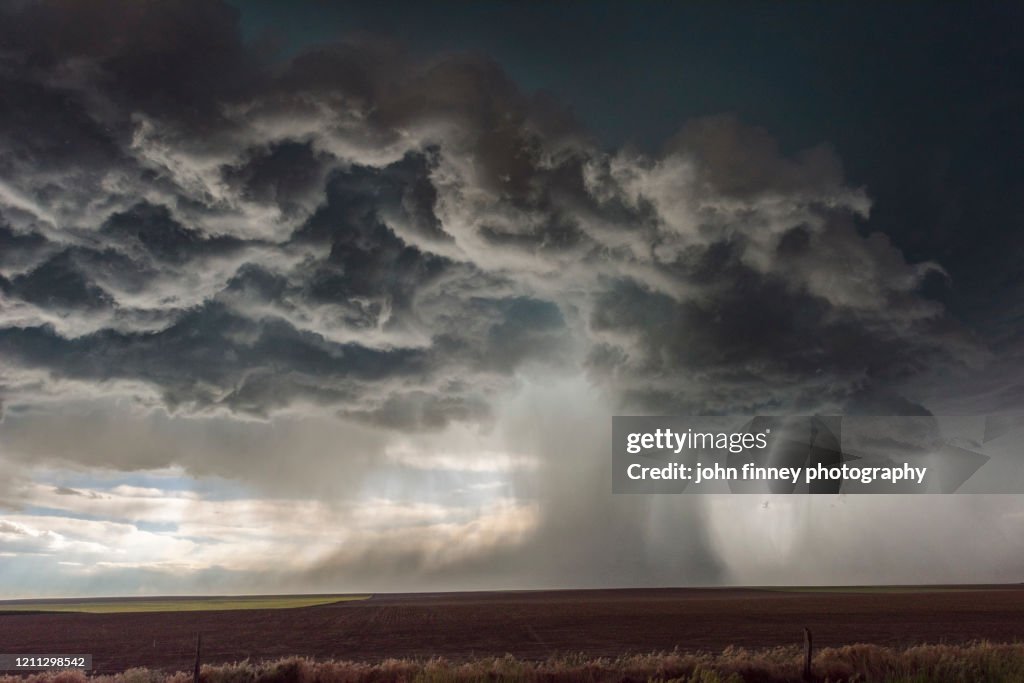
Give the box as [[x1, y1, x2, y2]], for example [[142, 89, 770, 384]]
[[0, 219, 49, 268], [0, 302, 432, 415], [0, 0, 983, 428], [221, 140, 332, 215], [10, 249, 110, 311], [0, 0, 262, 122], [101, 202, 249, 264]]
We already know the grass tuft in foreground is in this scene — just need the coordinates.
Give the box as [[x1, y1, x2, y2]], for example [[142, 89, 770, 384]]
[[5, 642, 1024, 682]]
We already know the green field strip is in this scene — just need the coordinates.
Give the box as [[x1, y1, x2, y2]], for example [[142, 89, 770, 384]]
[[0, 594, 371, 613]]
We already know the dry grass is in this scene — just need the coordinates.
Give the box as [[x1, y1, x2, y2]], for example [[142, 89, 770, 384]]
[[4, 642, 1024, 683]]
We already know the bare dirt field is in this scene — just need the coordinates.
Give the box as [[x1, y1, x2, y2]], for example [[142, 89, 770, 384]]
[[2, 587, 1024, 674]]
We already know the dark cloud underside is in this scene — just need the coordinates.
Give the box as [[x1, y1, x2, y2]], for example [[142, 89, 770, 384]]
[[0, 0, 991, 428]]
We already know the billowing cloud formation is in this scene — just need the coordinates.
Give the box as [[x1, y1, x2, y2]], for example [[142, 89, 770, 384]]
[[0, 0, 979, 428], [0, 0, 1008, 597]]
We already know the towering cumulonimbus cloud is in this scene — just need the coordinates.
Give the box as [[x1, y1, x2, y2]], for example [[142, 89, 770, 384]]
[[0, 0, 979, 429], [1, 0, 1020, 597], [0, 0, 974, 428]]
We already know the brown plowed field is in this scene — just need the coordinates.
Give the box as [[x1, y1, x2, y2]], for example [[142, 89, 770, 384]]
[[2, 587, 1024, 673]]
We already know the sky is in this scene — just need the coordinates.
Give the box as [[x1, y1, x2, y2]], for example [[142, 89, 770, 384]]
[[0, 0, 1023, 597]]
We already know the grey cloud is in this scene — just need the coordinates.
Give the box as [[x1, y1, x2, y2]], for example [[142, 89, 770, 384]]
[[100, 202, 249, 264], [0, 303, 434, 417], [586, 250, 967, 414], [0, 0, 984, 433], [10, 249, 115, 310], [0, 521, 28, 535], [53, 486, 102, 499], [0, 402, 392, 500], [0, 0, 263, 124], [666, 114, 848, 197], [0, 219, 49, 270], [220, 140, 332, 215], [0, 74, 124, 174]]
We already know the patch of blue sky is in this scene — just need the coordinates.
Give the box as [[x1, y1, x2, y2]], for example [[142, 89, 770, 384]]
[[31, 467, 253, 501], [359, 464, 520, 507], [19, 505, 178, 533]]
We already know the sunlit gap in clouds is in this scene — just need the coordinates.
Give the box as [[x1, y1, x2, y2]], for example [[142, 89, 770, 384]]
[[0, 378, 588, 596]]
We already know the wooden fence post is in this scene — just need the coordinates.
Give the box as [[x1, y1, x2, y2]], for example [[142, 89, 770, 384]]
[[193, 632, 202, 683], [803, 627, 813, 681]]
